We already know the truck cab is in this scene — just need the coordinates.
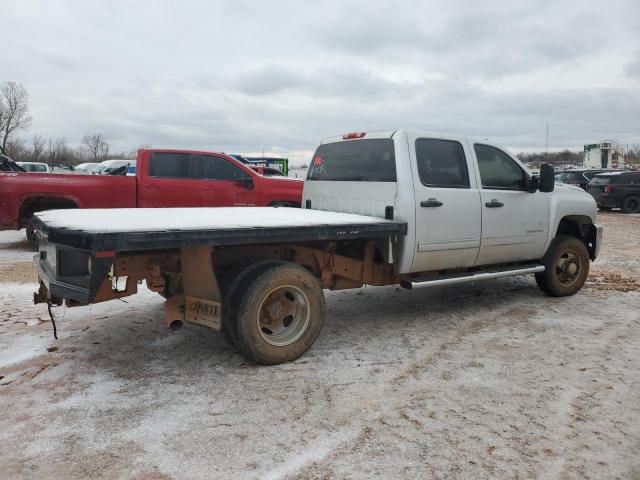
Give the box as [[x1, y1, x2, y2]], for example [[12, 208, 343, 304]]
[[303, 130, 600, 274]]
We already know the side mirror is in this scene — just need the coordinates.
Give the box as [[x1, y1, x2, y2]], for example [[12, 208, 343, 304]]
[[538, 164, 555, 192], [235, 178, 254, 190]]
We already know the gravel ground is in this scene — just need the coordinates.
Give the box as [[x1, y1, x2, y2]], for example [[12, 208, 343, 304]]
[[0, 214, 639, 480]]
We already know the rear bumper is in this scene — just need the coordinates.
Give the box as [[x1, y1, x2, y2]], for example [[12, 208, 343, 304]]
[[34, 253, 91, 304], [587, 189, 619, 208], [596, 197, 619, 208]]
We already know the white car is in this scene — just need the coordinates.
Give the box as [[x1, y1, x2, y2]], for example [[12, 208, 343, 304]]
[[74, 162, 102, 174], [98, 159, 136, 175], [16, 162, 51, 173]]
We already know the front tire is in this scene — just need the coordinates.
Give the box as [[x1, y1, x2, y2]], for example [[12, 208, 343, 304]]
[[535, 235, 590, 297], [230, 263, 325, 364], [621, 195, 640, 214]]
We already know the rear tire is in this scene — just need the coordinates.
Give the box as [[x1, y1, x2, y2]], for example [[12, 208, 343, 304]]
[[536, 235, 590, 297], [220, 260, 287, 349], [621, 195, 640, 214], [230, 263, 325, 364]]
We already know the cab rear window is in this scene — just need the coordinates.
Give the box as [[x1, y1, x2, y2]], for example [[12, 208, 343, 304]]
[[307, 139, 396, 182], [560, 172, 585, 182], [589, 174, 615, 185]]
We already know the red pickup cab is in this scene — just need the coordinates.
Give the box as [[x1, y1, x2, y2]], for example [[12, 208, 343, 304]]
[[0, 149, 303, 243]]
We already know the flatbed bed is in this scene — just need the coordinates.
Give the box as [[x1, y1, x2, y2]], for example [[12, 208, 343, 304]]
[[34, 207, 407, 252]]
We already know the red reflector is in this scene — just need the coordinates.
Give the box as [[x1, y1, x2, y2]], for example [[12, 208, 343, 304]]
[[95, 250, 116, 258], [313, 156, 323, 166], [342, 132, 366, 139], [604, 185, 615, 193]]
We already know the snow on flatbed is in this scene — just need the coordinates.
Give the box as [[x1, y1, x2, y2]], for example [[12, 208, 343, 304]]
[[35, 207, 406, 251], [36, 207, 397, 233]]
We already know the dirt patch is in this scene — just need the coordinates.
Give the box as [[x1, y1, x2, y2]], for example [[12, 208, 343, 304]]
[[0, 262, 37, 284], [586, 269, 640, 292], [0, 237, 32, 252]]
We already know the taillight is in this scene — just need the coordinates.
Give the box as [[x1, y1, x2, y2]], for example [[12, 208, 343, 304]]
[[343, 132, 366, 139], [604, 185, 615, 193]]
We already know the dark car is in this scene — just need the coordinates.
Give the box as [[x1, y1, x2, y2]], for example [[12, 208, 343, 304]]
[[587, 171, 640, 213], [558, 169, 618, 190]]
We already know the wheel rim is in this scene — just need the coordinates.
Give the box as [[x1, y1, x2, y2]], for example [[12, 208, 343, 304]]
[[626, 197, 640, 213], [257, 285, 310, 347], [554, 250, 582, 286]]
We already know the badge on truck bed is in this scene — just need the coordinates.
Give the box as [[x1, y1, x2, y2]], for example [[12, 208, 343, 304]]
[[185, 296, 221, 331]]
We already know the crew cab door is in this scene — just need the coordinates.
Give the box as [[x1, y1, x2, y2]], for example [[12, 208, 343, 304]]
[[408, 134, 482, 271], [471, 143, 549, 265], [194, 154, 259, 206], [138, 152, 200, 207]]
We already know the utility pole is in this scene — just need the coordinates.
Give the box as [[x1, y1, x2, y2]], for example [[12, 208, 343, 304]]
[[545, 121, 549, 163]]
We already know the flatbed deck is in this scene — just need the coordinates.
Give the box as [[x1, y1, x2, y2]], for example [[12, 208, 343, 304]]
[[34, 207, 407, 252]]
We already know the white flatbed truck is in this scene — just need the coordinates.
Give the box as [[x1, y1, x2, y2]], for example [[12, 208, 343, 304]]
[[33, 130, 603, 364]]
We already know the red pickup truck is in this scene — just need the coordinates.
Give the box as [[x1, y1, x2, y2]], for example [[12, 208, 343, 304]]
[[0, 149, 303, 243]]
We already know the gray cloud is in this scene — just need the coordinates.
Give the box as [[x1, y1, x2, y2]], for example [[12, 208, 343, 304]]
[[0, 0, 639, 165], [625, 51, 640, 80]]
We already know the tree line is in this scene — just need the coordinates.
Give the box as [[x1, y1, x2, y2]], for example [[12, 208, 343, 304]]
[[0, 81, 134, 166], [518, 148, 640, 169]]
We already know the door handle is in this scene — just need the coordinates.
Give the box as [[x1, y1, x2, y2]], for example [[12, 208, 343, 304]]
[[420, 198, 443, 208], [202, 186, 216, 190], [144, 184, 159, 189], [485, 199, 504, 208]]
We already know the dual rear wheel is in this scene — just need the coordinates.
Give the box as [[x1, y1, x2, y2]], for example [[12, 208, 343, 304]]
[[221, 261, 325, 364]]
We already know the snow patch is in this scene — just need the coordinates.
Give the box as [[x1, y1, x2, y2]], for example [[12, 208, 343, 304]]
[[0, 332, 53, 368]]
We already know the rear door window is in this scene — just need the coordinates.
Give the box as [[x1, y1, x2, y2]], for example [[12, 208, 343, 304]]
[[149, 152, 192, 178], [415, 139, 469, 188], [308, 139, 396, 182], [619, 173, 640, 184]]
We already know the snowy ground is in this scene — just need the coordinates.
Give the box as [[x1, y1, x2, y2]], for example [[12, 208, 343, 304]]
[[0, 213, 639, 479]]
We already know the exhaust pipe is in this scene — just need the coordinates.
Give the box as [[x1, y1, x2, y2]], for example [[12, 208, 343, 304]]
[[163, 293, 185, 332]]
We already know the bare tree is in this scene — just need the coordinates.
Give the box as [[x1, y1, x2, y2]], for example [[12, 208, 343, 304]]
[[81, 133, 109, 162], [31, 134, 46, 162], [5, 137, 27, 160], [0, 81, 33, 150], [47, 136, 68, 164]]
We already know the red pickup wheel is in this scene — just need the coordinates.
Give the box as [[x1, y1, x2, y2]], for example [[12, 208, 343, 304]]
[[229, 262, 325, 364]]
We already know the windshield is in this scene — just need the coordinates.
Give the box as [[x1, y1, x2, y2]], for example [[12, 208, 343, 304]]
[[307, 139, 396, 182], [22, 164, 48, 172]]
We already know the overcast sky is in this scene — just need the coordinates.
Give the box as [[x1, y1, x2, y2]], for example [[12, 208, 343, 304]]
[[2, 0, 639, 164]]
